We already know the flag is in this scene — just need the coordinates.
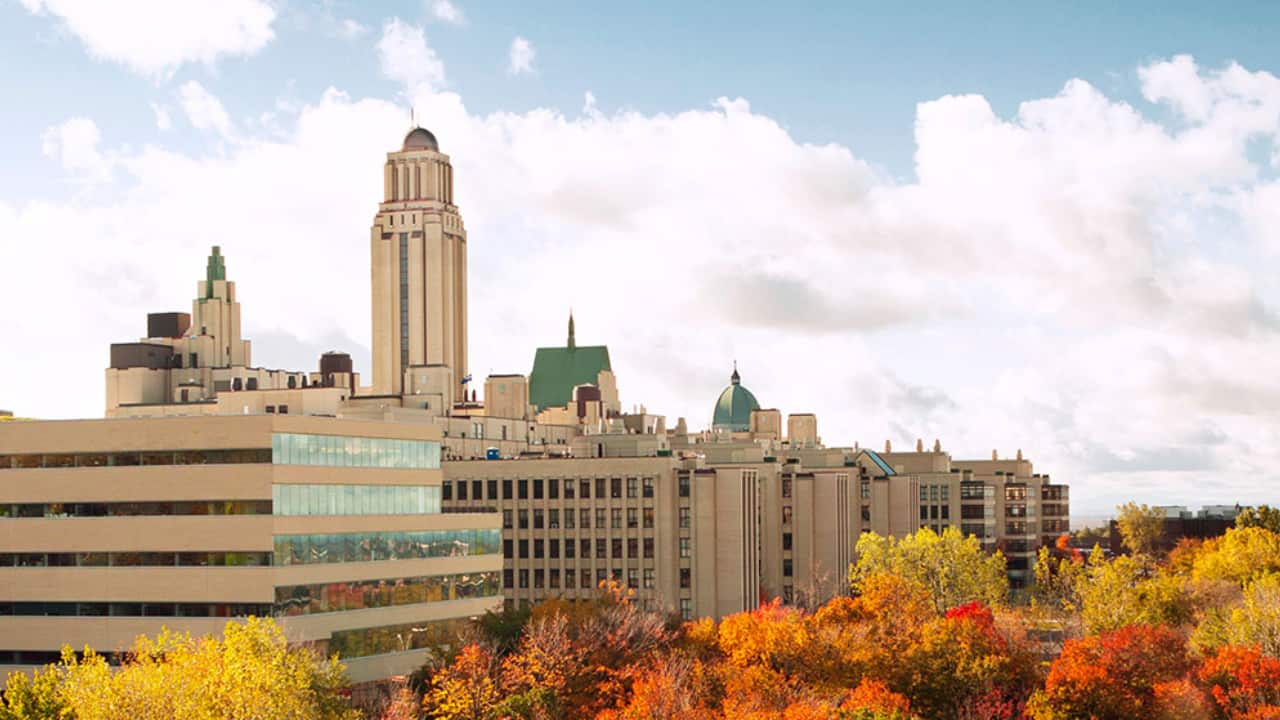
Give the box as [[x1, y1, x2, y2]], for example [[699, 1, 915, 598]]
[[460, 374, 472, 385]]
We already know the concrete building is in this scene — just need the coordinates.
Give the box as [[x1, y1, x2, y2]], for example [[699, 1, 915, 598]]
[[0, 415, 500, 682]]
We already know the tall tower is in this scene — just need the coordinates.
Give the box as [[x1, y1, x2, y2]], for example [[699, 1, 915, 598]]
[[370, 126, 468, 404]]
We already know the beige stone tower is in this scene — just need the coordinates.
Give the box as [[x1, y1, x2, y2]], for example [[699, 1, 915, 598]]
[[370, 127, 468, 405]]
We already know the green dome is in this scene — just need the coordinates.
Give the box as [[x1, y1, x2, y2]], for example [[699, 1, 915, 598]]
[[712, 367, 759, 432]]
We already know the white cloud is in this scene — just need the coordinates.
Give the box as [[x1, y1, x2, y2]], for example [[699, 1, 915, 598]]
[[430, 0, 465, 25], [39, 116, 109, 181], [377, 19, 446, 92], [178, 81, 234, 138], [19, 0, 275, 77], [8, 56, 1280, 517], [150, 102, 172, 131], [507, 36, 535, 75], [337, 18, 369, 39]]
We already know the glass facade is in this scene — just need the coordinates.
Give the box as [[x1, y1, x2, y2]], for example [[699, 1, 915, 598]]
[[274, 570, 499, 616], [271, 433, 440, 470], [273, 529, 500, 565], [0, 500, 270, 519], [327, 617, 471, 660], [272, 484, 441, 516]]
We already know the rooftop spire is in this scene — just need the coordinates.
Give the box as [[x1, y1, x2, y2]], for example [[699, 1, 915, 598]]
[[731, 360, 740, 385], [205, 246, 226, 298], [567, 310, 576, 350]]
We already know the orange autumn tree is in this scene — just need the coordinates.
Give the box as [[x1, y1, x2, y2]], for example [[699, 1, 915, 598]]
[[1198, 644, 1280, 719]]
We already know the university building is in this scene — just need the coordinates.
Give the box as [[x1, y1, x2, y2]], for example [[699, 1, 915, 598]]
[[1, 125, 1067, 678]]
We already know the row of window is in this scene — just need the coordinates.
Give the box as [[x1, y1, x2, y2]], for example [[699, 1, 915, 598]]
[[0, 449, 271, 470], [272, 529, 500, 566], [0, 500, 271, 519], [272, 433, 441, 470], [919, 504, 952, 521], [505, 566, 656, 591], [504, 537, 657, 560], [446, 476, 657, 502], [272, 484, 441, 516], [0, 551, 272, 568], [275, 571, 500, 616], [502, 507, 659, 530], [327, 617, 470, 660], [0, 602, 272, 617]]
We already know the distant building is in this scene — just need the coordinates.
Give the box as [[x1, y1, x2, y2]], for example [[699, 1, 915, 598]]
[[1108, 507, 1236, 555]]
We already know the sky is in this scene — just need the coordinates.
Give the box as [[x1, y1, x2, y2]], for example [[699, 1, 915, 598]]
[[4, 1, 1280, 519]]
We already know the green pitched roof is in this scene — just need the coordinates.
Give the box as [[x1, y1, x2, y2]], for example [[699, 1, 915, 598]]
[[529, 345, 612, 411], [712, 371, 760, 432]]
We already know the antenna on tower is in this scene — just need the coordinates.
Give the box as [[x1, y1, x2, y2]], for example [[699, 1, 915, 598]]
[[410, 106, 415, 127]]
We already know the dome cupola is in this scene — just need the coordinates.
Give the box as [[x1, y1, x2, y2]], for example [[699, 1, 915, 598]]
[[712, 364, 759, 432], [402, 127, 439, 152]]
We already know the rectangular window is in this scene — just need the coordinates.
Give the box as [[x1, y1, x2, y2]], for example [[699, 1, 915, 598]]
[[782, 506, 793, 524], [550, 569, 560, 589], [472, 480, 482, 500], [782, 532, 792, 551], [442, 482, 453, 501], [596, 508, 606, 528], [783, 559, 793, 577], [580, 479, 591, 498], [941, 505, 950, 520], [533, 479, 544, 500], [518, 510, 529, 529], [678, 475, 690, 498], [503, 569, 514, 588], [595, 540, 606, 559], [627, 568, 638, 588], [518, 480, 528, 500], [580, 539, 590, 558], [565, 540, 576, 559], [861, 482, 871, 500], [611, 539, 622, 559], [581, 569, 592, 590], [679, 507, 691, 529], [627, 508, 638, 528], [627, 538, 638, 557], [680, 567, 691, 588], [680, 598, 692, 620], [782, 478, 792, 498], [487, 480, 498, 499], [518, 570, 529, 588], [503, 539, 513, 559], [679, 538, 690, 558], [611, 508, 622, 529], [518, 540, 528, 559], [921, 505, 930, 520], [581, 508, 591, 529], [626, 478, 638, 498], [611, 478, 622, 497], [565, 510, 576, 529], [596, 478, 606, 498], [643, 477, 654, 498], [861, 505, 871, 522], [503, 479, 513, 499], [564, 479, 574, 499], [643, 508, 654, 529], [549, 539, 560, 559], [644, 538, 654, 559], [549, 509, 560, 528], [548, 479, 559, 500], [596, 569, 607, 587], [456, 481, 467, 501], [643, 568, 654, 589], [534, 540, 544, 559], [534, 509, 544, 529], [565, 570, 576, 589]]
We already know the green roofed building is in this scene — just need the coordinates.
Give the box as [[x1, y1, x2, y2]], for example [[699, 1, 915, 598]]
[[711, 365, 760, 432], [528, 314, 619, 413]]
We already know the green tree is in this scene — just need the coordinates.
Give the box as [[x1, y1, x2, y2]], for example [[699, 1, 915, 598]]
[[850, 527, 1008, 614], [1116, 501, 1166, 557], [1236, 505, 1280, 534]]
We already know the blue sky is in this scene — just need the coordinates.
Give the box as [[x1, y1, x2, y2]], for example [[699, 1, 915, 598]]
[[5, 1, 1280, 519]]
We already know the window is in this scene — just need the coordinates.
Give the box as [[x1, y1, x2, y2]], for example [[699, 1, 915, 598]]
[[565, 570, 576, 589], [611, 508, 622, 529], [503, 540, 513, 559], [533, 539, 544, 559], [861, 505, 871, 522], [861, 481, 871, 500], [782, 532, 792, 551], [277, 405, 289, 415], [920, 505, 930, 520], [472, 480, 482, 500], [643, 508, 654, 529], [549, 539, 559, 559], [612, 539, 622, 558], [518, 510, 529, 529], [442, 482, 452, 501], [644, 538, 654, 559], [643, 568, 654, 589], [783, 585, 794, 604], [941, 505, 950, 520], [783, 559, 793, 577], [549, 509, 560, 528], [518, 480, 528, 500], [643, 477, 654, 498], [595, 478, 606, 497], [680, 568, 691, 588], [627, 508, 638, 528], [596, 540, 606, 559], [611, 478, 622, 498], [782, 506, 793, 524], [533, 479, 544, 499], [580, 508, 591, 529], [518, 540, 528, 559], [534, 509, 544, 529], [596, 508, 606, 528], [679, 538, 690, 558], [565, 510, 575, 529], [487, 480, 498, 499], [627, 538, 638, 557], [678, 475, 690, 498], [580, 479, 591, 498], [564, 479, 574, 499], [782, 478, 792, 498], [580, 539, 590, 557], [518, 570, 529, 588], [627, 568, 638, 588], [581, 569, 592, 590], [627, 478, 638, 498], [548, 479, 559, 499], [457, 481, 467, 501], [679, 507, 691, 529], [503, 479, 513, 499], [596, 569, 607, 587], [503, 569, 514, 588], [565, 540, 576, 559], [550, 569, 560, 589], [680, 599, 692, 620]]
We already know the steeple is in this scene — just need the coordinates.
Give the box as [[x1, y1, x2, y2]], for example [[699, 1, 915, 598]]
[[730, 360, 740, 385], [204, 245, 227, 297], [567, 311, 576, 350]]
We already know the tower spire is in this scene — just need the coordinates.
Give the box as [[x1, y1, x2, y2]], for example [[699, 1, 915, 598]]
[[567, 310, 576, 350]]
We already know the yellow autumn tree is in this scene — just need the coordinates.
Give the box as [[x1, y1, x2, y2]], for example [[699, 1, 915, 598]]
[[0, 617, 355, 720], [425, 643, 501, 720]]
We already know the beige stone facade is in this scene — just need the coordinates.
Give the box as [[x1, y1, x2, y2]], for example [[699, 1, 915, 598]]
[[0, 415, 500, 683]]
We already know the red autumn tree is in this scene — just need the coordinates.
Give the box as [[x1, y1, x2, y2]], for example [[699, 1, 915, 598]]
[[1027, 625, 1194, 720], [1198, 645, 1280, 719]]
